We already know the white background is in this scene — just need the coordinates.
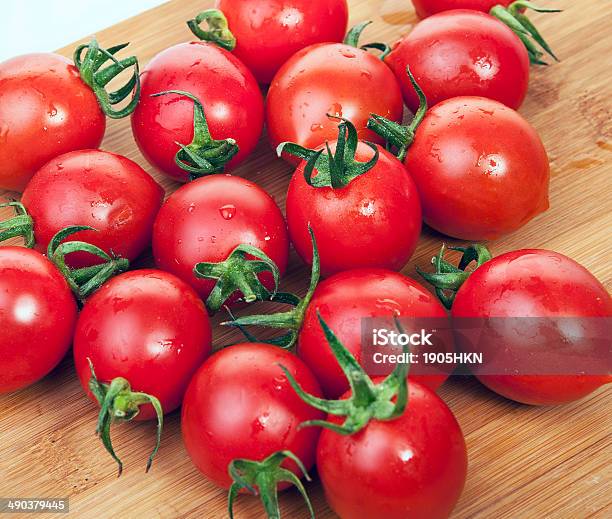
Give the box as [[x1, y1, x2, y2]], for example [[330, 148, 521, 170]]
[[0, 0, 166, 61]]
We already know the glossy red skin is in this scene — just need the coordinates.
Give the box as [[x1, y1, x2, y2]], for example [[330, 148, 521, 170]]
[[153, 175, 289, 305], [404, 96, 549, 240], [318, 381, 467, 519], [21, 150, 163, 268], [299, 269, 453, 398], [217, 0, 349, 84], [387, 10, 529, 111], [0, 247, 77, 393], [73, 270, 212, 420], [131, 42, 264, 182], [266, 43, 404, 161], [0, 53, 105, 192], [181, 343, 324, 489], [412, 0, 512, 18], [287, 143, 421, 276], [452, 249, 612, 405]]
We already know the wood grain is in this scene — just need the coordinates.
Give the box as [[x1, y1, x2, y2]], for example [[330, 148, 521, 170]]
[[1, 0, 610, 518]]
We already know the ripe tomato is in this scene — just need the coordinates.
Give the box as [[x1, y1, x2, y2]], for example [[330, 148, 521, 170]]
[[0, 53, 104, 191], [21, 150, 163, 268], [0, 247, 78, 393], [153, 175, 288, 312], [266, 35, 403, 160], [387, 10, 530, 110], [181, 342, 324, 489], [299, 269, 453, 398], [196, 0, 349, 84], [132, 41, 264, 182], [412, 0, 511, 18], [424, 246, 612, 405]]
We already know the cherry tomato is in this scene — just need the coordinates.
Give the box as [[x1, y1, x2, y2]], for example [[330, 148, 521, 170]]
[[318, 381, 467, 519], [266, 43, 403, 160], [403, 96, 549, 240], [73, 269, 212, 419], [0, 53, 105, 191], [412, 0, 512, 18], [387, 10, 529, 110], [214, 0, 349, 84], [131, 42, 264, 182], [0, 247, 77, 393], [286, 141, 421, 276], [153, 175, 288, 309], [21, 150, 163, 268], [181, 342, 324, 488], [447, 248, 612, 405], [299, 269, 453, 398]]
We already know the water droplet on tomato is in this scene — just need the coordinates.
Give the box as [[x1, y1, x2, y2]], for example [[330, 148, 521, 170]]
[[0, 123, 9, 141], [210, 236, 217, 243], [360, 70, 372, 79], [219, 204, 236, 220], [48, 105, 58, 117], [328, 103, 343, 117], [188, 203, 195, 213], [340, 48, 356, 58], [310, 123, 324, 132]]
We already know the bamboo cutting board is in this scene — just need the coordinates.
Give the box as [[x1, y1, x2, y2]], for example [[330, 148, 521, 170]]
[[1, 0, 610, 518]]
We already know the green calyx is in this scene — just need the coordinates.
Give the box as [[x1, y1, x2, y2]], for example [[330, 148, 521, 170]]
[[0, 201, 35, 248], [344, 21, 391, 60], [87, 359, 164, 477], [280, 313, 409, 435], [194, 244, 281, 314], [73, 37, 141, 118], [417, 243, 492, 309], [187, 9, 236, 51], [228, 450, 314, 519], [367, 66, 428, 162], [47, 226, 129, 301], [222, 227, 320, 349], [490, 1, 561, 65], [151, 90, 239, 180], [278, 116, 379, 189]]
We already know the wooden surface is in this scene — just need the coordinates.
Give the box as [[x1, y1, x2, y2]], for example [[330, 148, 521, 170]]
[[1, 0, 610, 517]]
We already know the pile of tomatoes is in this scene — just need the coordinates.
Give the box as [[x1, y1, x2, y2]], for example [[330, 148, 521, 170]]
[[0, 1, 610, 518]]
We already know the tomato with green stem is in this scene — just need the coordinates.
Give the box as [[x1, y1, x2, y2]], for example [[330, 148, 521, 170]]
[[412, 0, 512, 18]]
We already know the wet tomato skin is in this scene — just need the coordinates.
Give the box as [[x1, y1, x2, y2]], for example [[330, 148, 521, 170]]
[[131, 42, 264, 182], [404, 96, 549, 240], [0, 247, 78, 393], [412, 0, 512, 18], [286, 143, 421, 276], [73, 270, 212, 419], [216, 0, 349, 84], [21, 149, 164, 268], [0, 53, 105, 192], [318, 381, 467, 519], [152, 175, 289, 304], [181, 342, 324, 489], [386, 10, 529, 111]]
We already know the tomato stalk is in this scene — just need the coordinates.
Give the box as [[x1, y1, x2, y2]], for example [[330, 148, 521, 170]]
[[87, 359, 163, 477], [490, 1, 561, 65], [194, 243, 281, 313], [227, 450, 314, 519], [367, 66, 428, 162], [344, 21, 391, 60], [280, 313, 409, 435], [0, 201, 35, 248], [418, 244, 492, 309], [150, 90, 239, 179], [73, 38, 141, 118], [187, 9, 237, 51]]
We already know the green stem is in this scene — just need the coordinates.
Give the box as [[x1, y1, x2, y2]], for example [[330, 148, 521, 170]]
[[344, 21, 391, 60], [187, 9, 236, 51], [0, 201, 35, 248]]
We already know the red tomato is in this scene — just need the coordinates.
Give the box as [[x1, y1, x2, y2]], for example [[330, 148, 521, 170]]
[[181, 342, 324, 488], [0, 247, 78, 393], [213, 0, 349, 84], [21, 150, 163, 268], [318, 380, 467, 519], [0, 53, 105, 191], [299, 269, 453, 398], [286, 142, 421, 275], [412, 0, 511, 18], [73, 270, 212, 419], [403, 96, 549, 240], [153, 175, 288, 309], [131, 42, 264, 182], [448, 249, 612, 405], [386, 10, 529, 110], [266, 43, 403, 160]]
